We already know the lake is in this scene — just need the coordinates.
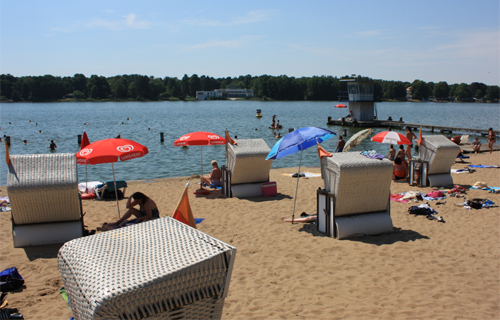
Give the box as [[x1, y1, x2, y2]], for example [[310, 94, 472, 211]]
[[1, 101, 498, 185]]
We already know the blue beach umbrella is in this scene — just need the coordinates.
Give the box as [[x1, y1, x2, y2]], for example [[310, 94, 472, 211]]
[[266, 127, 336, 223]]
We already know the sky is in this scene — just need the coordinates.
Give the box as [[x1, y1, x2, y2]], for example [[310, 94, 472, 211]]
[[1, 0, 499, 85]]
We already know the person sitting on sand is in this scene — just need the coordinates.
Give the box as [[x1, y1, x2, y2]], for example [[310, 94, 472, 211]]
[[388, 144, 396, 160], [100, 192, 159, 230], [472, 137, 481, 154], [336, 136, 346, 152], [392, 157, 407, 181], [202, 160, 221, 187], [487, 127, 496, 154]]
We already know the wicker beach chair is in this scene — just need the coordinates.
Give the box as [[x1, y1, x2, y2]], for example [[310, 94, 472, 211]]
[[419, 135, 461, 187], [223, 139, 272, 197], [58, 217, 237, 320], [7, 153, 83, 247], [318, 152, 393, 239]]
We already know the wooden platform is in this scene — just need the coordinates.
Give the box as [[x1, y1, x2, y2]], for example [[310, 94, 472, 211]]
[[327, 118, 499, 137]]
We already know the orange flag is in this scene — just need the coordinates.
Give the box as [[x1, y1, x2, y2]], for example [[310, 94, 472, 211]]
[[172, 183, 197, 228], [225, 129, 237, 145], [81, 131, 90, 150], [317, 140, 332, 159], [5, 140, 10, 165], [418, 126, 423, 146]]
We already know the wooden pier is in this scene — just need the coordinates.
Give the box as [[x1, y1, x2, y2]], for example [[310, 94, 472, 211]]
[[327, 117, 499, 137]]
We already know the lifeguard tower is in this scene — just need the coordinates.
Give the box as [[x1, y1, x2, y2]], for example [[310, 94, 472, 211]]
[[340, 79, 377, 122]]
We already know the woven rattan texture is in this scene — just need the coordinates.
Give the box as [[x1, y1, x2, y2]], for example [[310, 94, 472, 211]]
[[321, 152, 392, 216], [419, 135, 460, 175], [58, 217, 236, 320], [7, 153, 81, 225], [227, 139, 272, 185]]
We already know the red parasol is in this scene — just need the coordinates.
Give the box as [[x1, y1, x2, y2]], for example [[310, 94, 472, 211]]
[[77, 138, 149, 216], [334, 104, 347, 108], [174, 132, 226, 194], [371, 131, 411, 145]]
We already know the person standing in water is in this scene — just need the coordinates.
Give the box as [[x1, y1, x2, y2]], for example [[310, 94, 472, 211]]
[[48, 140, 57, 151]]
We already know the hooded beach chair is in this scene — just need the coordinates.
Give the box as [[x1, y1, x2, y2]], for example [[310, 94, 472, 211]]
[[419, 135, 461, 187], [7, 153, 83, 247], [58, 217, 236, 320], [223, 139, 273, 198], [318, 152, 394, 239]]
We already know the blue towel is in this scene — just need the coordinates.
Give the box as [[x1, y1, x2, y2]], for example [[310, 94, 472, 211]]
[[194, 218, 205, 224]]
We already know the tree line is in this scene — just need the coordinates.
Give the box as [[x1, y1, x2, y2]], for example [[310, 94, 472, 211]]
[[1, 73, 498, 103]]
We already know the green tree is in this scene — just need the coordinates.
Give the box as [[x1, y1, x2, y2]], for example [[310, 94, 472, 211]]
[[188, 74, 201, 97], [410, 80, 429, 100], [74, 90, 85, 99], [11, 89, 21, 101], [454, 83, 472, 101], [90, 85, 99, 99], [474, 89, 483, 100], [127, 81, 138, 99], [181, 74, 190, 97], [111, 78, 127, 99], [433, 81, 449, 100], [149, 78, 165, 100], [486, 86, 499, 101]]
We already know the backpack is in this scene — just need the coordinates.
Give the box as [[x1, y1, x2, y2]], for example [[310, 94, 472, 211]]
[[467, 199, 484, 209], [408, 206, 433, 216], [0, 267, 24, 292]]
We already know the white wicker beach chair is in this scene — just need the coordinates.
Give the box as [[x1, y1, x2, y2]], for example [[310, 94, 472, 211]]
[[7, 153, 83, 247], [224, 139, 272, 197], [419, 135, 461, 187], [318, 152, 393, 239], [58, 217, 237, 320]]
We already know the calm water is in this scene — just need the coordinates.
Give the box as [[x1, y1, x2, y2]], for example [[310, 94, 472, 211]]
[[0, 101, 498, 185]]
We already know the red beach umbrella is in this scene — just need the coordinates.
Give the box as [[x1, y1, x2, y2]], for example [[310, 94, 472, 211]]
[[371, 131, 411, 145], [334, 104, 347, 108], [174, 132, 226, 194], [77, 138, 149, 216]]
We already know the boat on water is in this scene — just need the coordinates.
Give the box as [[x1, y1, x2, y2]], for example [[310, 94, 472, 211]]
[[256, 109, 262, 117]]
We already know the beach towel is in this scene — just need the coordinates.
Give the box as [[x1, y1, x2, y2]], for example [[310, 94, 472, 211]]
[[283, 172, 321, 178], [390, 193, 408, 203], [360, 150, 384, 160], [469, 165, 500, 168]]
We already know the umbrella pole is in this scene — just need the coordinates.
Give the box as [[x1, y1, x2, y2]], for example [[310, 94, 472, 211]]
[[200, 145, 204, 189], [291, 148, 303, 224], [112, 163, 120, 218], [85, 164, 88, 192]]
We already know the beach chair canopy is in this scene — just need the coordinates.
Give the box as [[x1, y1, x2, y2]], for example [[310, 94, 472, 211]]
[[226, 139, 272, 185]]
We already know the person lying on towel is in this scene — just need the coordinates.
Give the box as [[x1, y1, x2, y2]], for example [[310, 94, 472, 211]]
[[99, 192, 160, 231]]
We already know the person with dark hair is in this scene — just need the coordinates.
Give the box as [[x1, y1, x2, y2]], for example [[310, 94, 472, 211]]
[[487, 128, 496, 154], [102, 192, 159, 230], [393, 157, 407, 181], [336, 136, 346, 152], [388, 144, 396, 160], [405, 127, 417, 160], [396, 145, 405, 160], [48, 140, 57, 151]]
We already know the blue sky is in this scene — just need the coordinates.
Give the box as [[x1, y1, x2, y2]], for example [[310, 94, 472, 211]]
[[1, 0, 499, 85]]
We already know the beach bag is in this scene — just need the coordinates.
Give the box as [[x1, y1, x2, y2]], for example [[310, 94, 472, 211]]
[[0, 267, 24, 292], [102, 189, 124, 200], [408, 206, 432, 216], [467, 199, 484, 209]]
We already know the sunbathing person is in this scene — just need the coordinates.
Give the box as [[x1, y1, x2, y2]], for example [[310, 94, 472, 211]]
[[487, 127, 496, 154], [392, 157, 407, 181], [472, 137, 481, 153], [405, 127, 417, 159], [100, 192, 159, 230], [202, 160, 221, 187]]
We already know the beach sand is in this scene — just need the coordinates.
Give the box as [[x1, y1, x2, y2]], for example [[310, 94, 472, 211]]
[[1, 152, 499, 319]]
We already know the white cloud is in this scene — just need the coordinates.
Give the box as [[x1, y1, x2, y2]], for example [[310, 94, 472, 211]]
[[181, 10, 273, 27], [86, 13, 152, 30], [181, 36, 262, 52]]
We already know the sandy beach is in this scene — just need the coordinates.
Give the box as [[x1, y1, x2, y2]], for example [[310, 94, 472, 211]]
[[0, 151, 499, 320]]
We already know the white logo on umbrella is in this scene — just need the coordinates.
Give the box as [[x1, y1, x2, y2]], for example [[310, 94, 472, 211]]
[[117, 145, 134, 152], [180, 136, 190, 140], [79, 148, 92, 156], [207, 135, 220, 139]]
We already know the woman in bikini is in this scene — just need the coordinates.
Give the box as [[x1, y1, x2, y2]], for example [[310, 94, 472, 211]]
[[103, 192, 159, 230], [405, 127, 417, 160], [487, 128, 496, 154]]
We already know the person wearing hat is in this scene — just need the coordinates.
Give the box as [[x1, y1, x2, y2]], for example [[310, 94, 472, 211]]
[[202, 160, 222, 187]]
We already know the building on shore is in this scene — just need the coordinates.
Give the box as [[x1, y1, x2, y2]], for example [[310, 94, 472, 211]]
[[196, 88, 254, 100]]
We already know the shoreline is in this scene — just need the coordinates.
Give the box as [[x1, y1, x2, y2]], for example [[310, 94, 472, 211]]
[[1, 155, 499, 319]]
